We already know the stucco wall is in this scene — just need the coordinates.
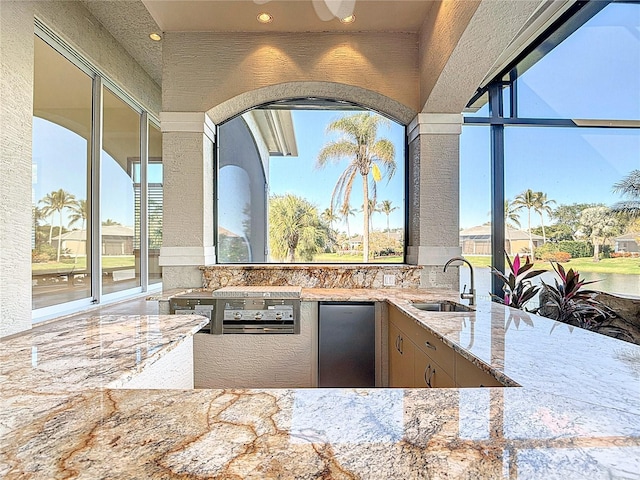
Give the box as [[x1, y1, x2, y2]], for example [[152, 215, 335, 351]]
[[0, 1, 160, 337], [163, 32, 419, 116], [0, 1, 34, 337]]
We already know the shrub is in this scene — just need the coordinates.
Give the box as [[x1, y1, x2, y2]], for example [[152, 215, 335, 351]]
[[534, 243, 557, 260], [540, 251, 571, 263], [557, 241, 592, 259], [33, 244, 56, 262]]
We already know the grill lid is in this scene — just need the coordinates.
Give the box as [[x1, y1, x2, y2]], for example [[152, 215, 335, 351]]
[[212, 286, 302, 298]]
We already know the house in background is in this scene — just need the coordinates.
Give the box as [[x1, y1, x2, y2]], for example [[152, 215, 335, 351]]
[[614, 233, 640, 253], [52, 226, 135, 256], [460, 225, 544, 256]]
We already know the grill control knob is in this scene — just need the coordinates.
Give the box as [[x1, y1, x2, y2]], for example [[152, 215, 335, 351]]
[[254, 312, 263, 320], [233, 312, 242, 320]]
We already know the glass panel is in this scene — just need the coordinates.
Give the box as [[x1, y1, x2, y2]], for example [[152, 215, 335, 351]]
[[32, 37, 92, 309], [101, 87, 141, 294], [217, 108, 406, 263], [148, 123, 163, 284], [516, 3, 640, 120], [459, 125, 492, 301], [504, 127, 640, 297]]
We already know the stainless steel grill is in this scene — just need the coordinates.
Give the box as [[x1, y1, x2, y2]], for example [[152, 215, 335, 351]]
[[170, 286, 301, 334]]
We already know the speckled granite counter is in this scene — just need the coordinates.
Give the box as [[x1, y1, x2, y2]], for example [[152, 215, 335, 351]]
[[2, 290, 640, 479]]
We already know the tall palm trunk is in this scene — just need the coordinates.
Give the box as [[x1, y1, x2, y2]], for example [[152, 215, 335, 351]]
[[539, 212, 547, 243], [362, 176, 370, 262], [57, 210, 64, 262], [48, 214, 54, 245], [527, 208, 533, 254], [386, 214, 390, 239]]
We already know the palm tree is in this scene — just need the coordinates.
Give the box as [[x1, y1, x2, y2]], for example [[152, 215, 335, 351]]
[[268, 194, 328, 262], [513, 189, 537, 254], [612, 169, 640, 217], [533, 192, 556, 244], [317, 112, 396, 262], [68, 199, 88, 263], [321, 207, 339, 232], [362, 199, 381, 232], [321, 207, 340, 252], [38, 192, 57, 245], [102, 218, 122, 226], [339, 203, 356, 251], [380, 200, 398, 239], [504, 199, 521, 255], [41, 189, 77, 262]]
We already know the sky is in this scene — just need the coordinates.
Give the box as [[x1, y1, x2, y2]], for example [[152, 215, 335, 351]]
[[33, 117, 137, 228], [459, 2, 640, 230]]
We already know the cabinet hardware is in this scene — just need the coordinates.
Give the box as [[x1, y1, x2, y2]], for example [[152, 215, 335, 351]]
[[424, 341, 436, 350], [399, 336, 403, 355], [424, 364, 434, 388]]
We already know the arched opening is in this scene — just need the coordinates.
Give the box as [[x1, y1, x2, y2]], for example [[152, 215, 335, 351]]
[[215, 97, 408, 264]]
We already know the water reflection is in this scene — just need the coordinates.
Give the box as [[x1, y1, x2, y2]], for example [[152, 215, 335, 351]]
[[461, 266, 640, 302]]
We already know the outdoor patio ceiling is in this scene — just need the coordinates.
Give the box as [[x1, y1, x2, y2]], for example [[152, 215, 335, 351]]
[[141, 0, 438, 33]]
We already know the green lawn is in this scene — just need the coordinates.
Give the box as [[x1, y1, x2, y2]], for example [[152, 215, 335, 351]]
[[312, 253, 404, 263], [464, 255, 640, 275], [32, 256, 135, 273]]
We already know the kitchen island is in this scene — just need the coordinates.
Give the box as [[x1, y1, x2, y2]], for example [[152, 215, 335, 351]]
[[1, 289, 639, 479]]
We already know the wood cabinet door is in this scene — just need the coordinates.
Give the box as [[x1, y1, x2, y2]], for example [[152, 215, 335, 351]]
[[455, 353, 503, 387], [388, 321, 414, 387], [414, 347, 455, 388]]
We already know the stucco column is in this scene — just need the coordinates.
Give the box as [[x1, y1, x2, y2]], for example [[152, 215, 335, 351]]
[[0, 1, 34, 337], [159, 112, 216, 289], [406, 113, 462, 287]]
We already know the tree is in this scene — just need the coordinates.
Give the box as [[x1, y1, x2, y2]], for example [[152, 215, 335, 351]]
[[67, 199, 88, 263], [40, 189, 77, 262], [362, 199, 381, 232], [268, 194, 328, 262], [379, 200, 399, 239], [321, 207, 340, 252], [317, 112, 396, 262], [339, 203, 356, 249], [551, 203, 603, 239], [38, 192, 57, 246], [321, 207, 339, 232], [504, 199, 522, 255], [513, 189, 537, 254], [612, 169, 640, 217], [579, 206, 620, 262], [533, 192, 556, 244], [102, 219, 122, 226]]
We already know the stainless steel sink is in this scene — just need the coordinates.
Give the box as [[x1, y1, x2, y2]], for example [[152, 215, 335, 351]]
[[411, 300, 474, 312]]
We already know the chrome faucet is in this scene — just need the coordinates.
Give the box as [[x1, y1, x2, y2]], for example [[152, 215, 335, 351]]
[[443, 256, 475, 306]]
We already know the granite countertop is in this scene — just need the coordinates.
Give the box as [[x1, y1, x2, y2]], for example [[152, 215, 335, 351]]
[[2, 290, 640, 479]]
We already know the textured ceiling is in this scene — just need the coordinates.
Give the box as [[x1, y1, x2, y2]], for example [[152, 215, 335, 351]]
[[142, 0, 436, 33], [80, 0, 439, 87]]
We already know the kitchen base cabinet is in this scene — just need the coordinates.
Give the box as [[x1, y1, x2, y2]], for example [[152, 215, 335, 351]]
[[388, 305, 504, 389], [414, 347, 455, 388], [389, 321, 415, 387], [455, 353, 504, 387]]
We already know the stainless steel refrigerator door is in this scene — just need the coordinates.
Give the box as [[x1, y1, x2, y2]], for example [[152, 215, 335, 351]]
[[318, 302, 375, 387]]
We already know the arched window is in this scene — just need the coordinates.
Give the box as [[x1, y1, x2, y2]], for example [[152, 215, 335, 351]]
[[216, 101, 407, 263]]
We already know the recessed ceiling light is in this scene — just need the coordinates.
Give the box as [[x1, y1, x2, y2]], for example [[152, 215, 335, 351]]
[[149, 32, 162, 41], [257, 12, 273, 24], [340, 15, 356, 24]]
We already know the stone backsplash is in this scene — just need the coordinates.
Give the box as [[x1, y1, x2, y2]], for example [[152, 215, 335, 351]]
[[201, 264, 423, 290]]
